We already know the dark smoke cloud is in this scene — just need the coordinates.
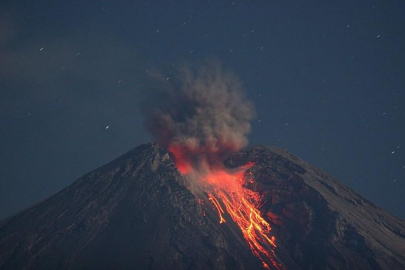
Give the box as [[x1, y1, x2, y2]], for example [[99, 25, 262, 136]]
[[141, 62, 255, 174]]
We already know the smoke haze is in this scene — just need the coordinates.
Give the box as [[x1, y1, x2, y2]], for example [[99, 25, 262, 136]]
[[142, 62, 255, 175]]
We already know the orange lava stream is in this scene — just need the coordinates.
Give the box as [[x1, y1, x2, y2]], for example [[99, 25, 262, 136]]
[[202, 169, 285, 270], [207, 193, 226, 224], [169, 141, 284, 269]]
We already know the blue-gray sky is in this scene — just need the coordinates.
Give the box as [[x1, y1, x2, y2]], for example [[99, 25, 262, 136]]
[[1, 0, 404, 219]]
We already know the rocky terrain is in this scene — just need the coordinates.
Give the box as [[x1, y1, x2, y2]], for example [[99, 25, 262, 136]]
[[0, 142, 404, 270], [227, 145, 405, 269]]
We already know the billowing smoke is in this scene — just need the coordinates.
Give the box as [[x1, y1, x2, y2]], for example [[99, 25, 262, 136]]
[[141, 62, 255, 175], [140, 64, 282, 269]]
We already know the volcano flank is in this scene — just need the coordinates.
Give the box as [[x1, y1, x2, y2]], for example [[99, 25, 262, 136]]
[[0, 143, 405, 270]]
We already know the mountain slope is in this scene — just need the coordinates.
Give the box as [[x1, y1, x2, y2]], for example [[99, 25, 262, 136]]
[[0, 143, 262, 270], [0, 143, 404, 270], [226, 145, 405, 269]]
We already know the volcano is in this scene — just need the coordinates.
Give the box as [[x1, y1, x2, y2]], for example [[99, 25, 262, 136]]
[[0, 142, 404, 270]]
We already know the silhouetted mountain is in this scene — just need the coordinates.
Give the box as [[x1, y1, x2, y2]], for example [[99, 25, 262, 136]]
[[1, 143, 404, 270]]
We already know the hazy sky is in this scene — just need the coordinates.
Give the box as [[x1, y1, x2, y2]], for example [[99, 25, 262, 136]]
[[1, 0, 404, 219]]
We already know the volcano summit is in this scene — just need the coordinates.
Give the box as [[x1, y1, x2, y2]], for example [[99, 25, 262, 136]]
[[0, 142, 404, 270]]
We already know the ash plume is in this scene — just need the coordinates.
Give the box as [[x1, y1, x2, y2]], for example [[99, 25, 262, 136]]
[[141, 62, 255, 174]]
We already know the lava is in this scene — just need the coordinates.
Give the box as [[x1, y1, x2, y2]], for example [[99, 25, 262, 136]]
[[208, 193, 226, 224], [177, 162, 284, 270]]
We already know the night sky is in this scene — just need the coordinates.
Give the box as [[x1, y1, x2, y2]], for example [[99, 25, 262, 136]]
[[1, 0, 404, 220]]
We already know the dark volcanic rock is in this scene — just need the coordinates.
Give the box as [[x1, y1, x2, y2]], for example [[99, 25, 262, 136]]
[[1, 143, 405, 270], [0, 143, 262, 270], [226, 145, 405, 270]]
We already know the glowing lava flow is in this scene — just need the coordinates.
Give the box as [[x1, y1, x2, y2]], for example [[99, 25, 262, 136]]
[[167, 139, 283, 269], [203, 169, 284, 270], [174, 157, 284, 270]]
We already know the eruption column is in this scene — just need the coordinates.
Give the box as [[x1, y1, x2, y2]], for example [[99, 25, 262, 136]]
[[142, 62, 284, 270]]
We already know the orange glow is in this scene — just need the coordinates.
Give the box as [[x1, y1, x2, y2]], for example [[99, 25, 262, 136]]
[[175, 160, 285, 270], [208, 193, 226, 224]]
